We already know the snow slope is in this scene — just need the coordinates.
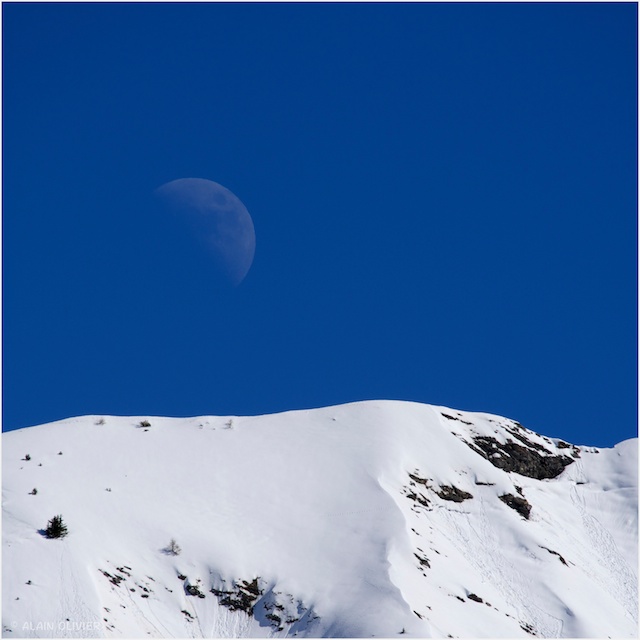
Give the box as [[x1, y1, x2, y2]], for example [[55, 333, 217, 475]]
[[2, 401, 637, 638]]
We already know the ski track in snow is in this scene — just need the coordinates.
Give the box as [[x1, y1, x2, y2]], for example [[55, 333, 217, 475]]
[[139, 595, 175, 638], [569, 483, 638, 624], [105, 573, 169, 638], [210, 606, 250, 639], [189, 600, 206, 638], [439, 497, 564, 637], [57, 546, 101, 638]]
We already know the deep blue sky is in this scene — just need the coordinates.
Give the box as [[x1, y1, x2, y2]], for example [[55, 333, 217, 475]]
[[3, 3, 637, 447]]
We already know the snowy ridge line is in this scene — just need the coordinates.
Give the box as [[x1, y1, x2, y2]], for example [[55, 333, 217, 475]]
[[2, 400, 637, 638]]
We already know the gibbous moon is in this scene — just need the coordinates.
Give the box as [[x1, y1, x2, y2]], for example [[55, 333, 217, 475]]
[[155, 178, 256, 287]]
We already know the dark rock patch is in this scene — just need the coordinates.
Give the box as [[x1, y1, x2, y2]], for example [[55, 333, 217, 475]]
[[557, 440, 582, 458], [185, 582, 206, 598], [213, 579, 316, 633], [467, 593, 483, 603], [406, 490, 430, 509], [408, 471, 430, 487], [217, 589, 255, 612], [240, 578, 261, 596], [406, 471, 438, 509], [211, 578, 263, 614], [470, 436, 574, 480], [414, 552, 430, 569], [499, 493, 532, 519], [265, 613, 281, 626], [436, 485, 473, 502], [520, 622, 536, 635], [99, 570, 125, 587], [505, 427, 548, 453], [540, 546, 568, 566], [441, 413, 472, 425]]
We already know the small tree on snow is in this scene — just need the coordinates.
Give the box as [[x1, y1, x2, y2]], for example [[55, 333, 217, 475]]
[[166, 538, 181, 555], [44, 515, 68, 539]]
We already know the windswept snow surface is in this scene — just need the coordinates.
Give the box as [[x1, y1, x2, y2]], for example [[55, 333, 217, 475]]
[[2, 400, 637, 638]]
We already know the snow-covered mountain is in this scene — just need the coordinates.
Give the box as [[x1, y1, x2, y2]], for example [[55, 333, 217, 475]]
[[2, 401, 637, 638]]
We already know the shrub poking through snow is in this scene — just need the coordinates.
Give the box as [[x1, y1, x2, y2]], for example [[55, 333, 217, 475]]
[[139, 420, 151, 428], [44, 515, 68, 539], [29, 488, 38, 495], [165, 538, 181, 555]]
